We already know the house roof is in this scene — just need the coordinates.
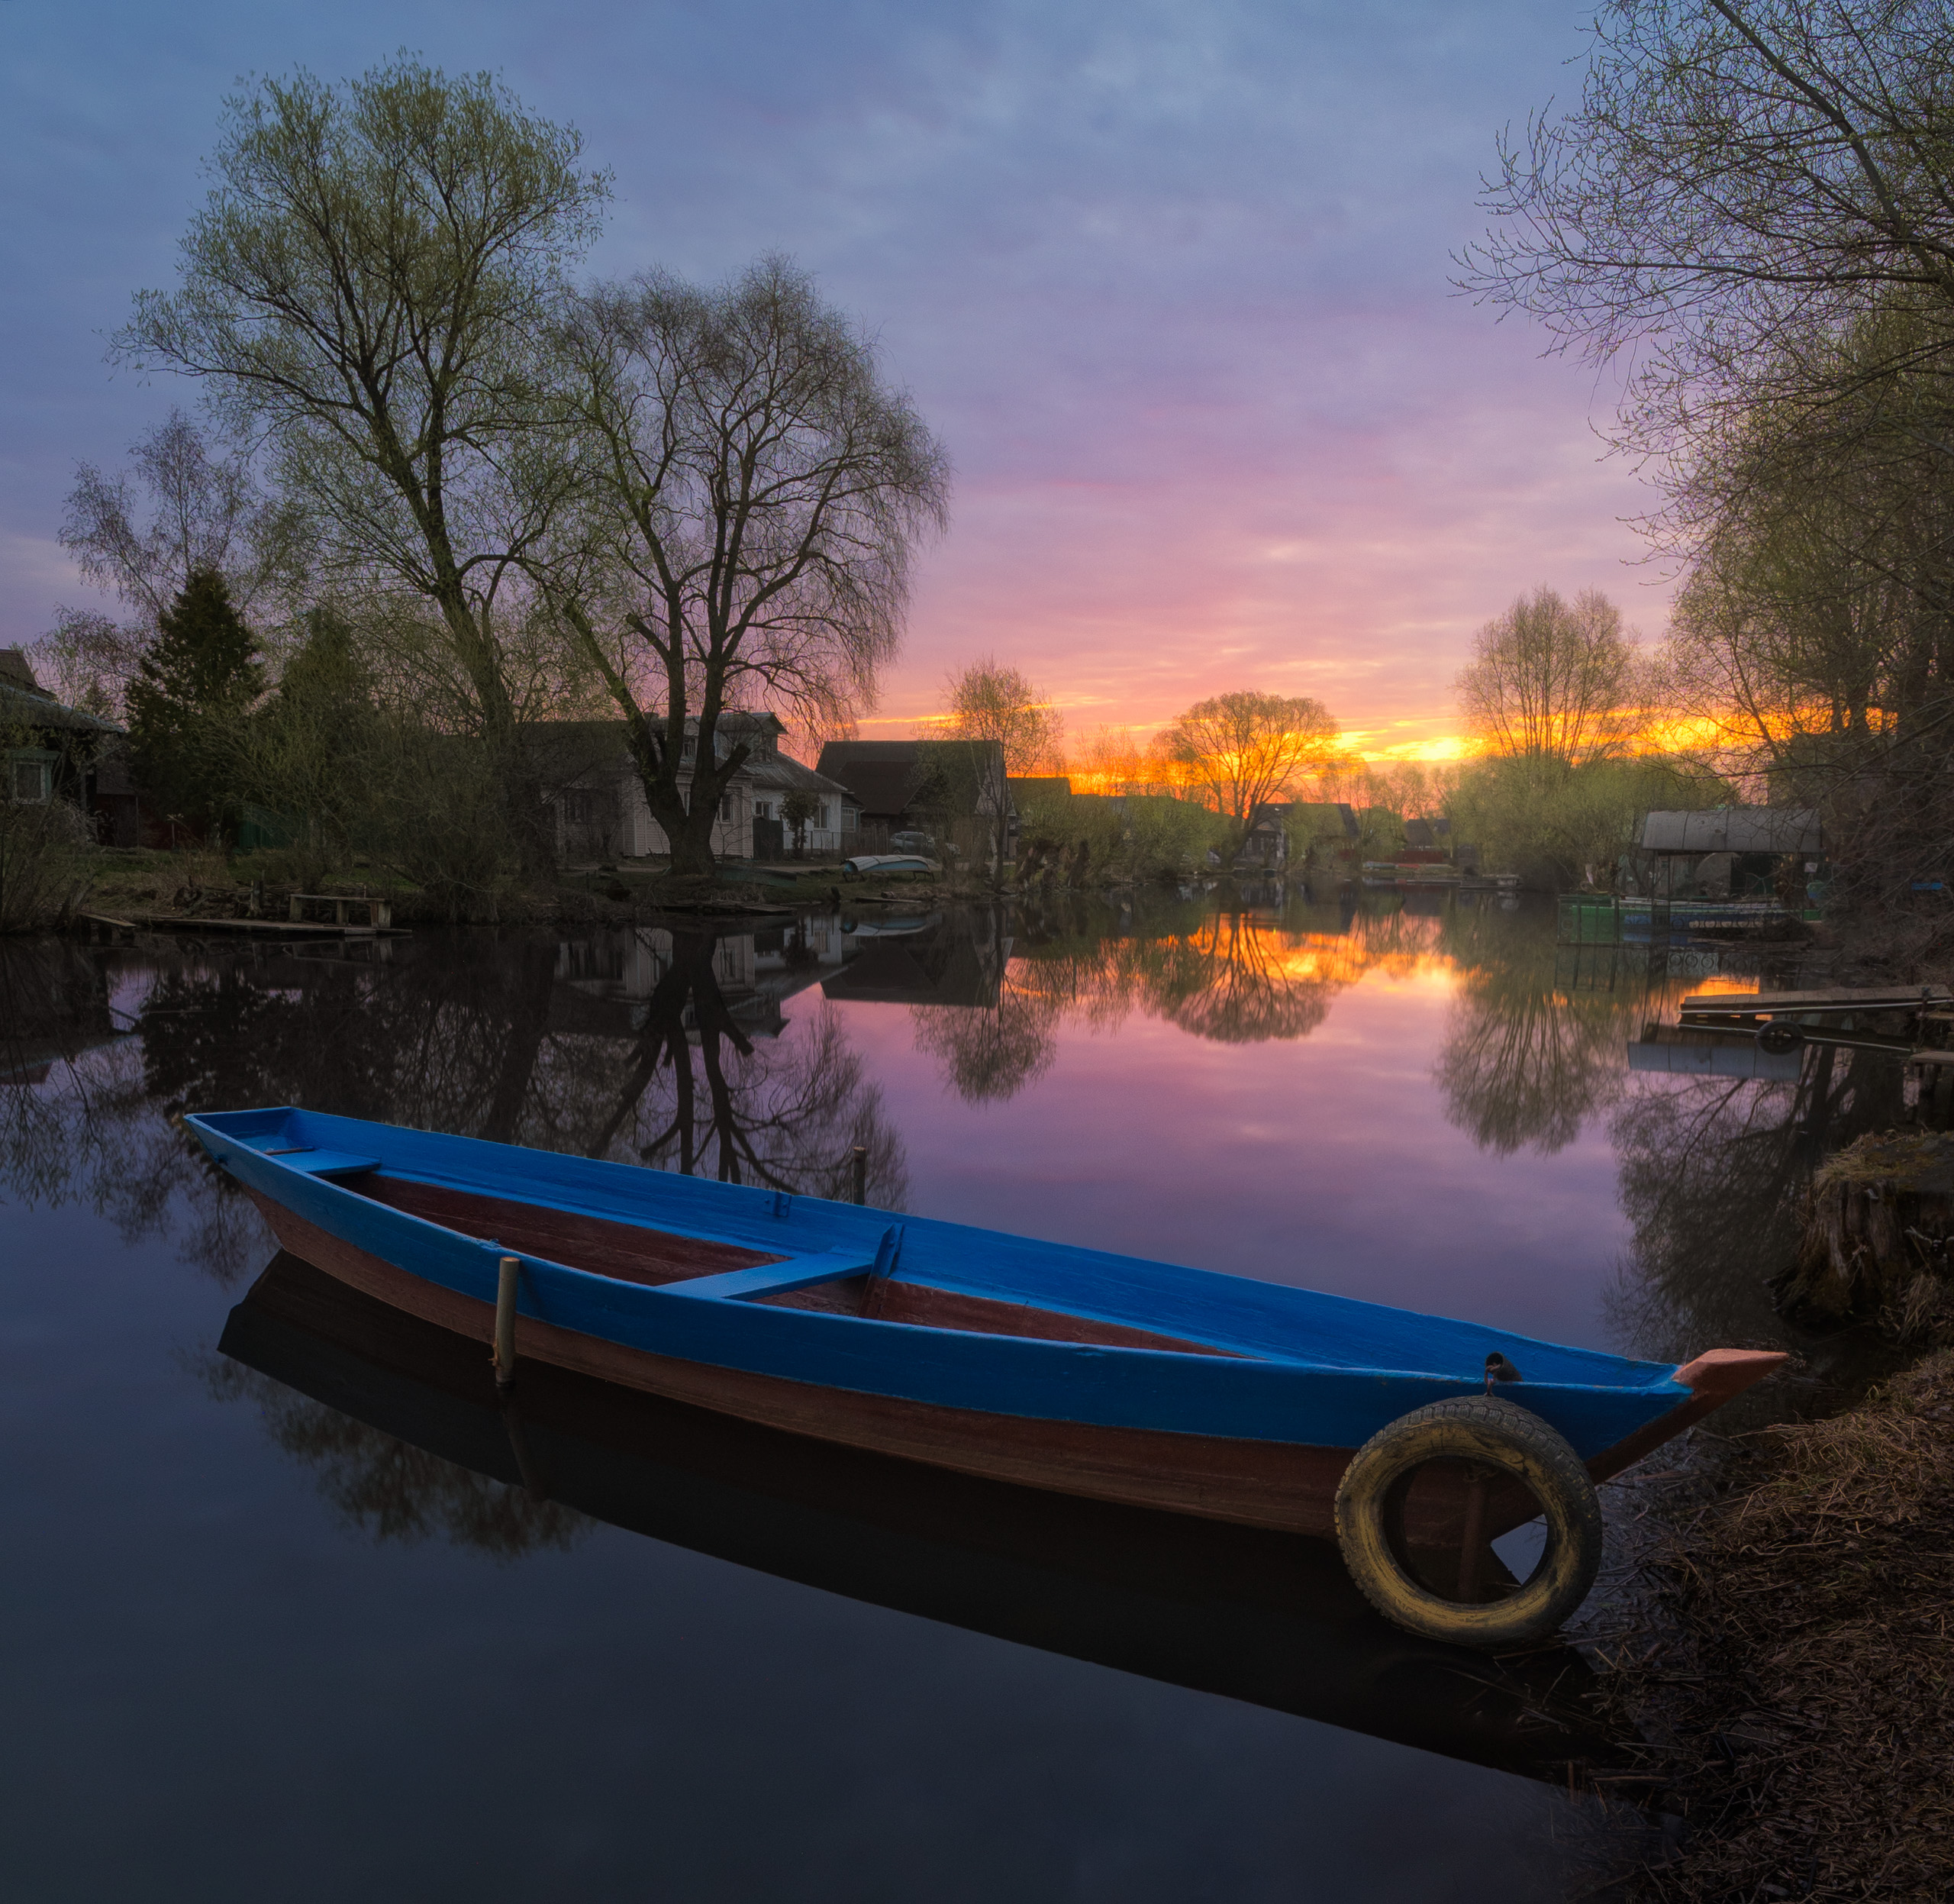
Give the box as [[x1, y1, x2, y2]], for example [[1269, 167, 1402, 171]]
[[525, 715, 853, 802], [820, 757, 923, 818], [817, 737, 1010, 820], [743, 750, 856, 802], [1640, 808, 1823, 855], [0, 648, 122, 735], [0, 648, 48, 698]]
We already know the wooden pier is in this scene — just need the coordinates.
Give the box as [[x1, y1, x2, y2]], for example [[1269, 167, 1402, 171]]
[[79, 910, 403, 941]]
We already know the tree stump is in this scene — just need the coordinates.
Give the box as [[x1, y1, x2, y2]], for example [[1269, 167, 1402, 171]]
[[1782, 1132, 1954, 1338]]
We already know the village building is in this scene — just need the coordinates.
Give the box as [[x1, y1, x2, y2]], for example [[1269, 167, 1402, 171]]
[[1, 647, 131, 838], [1235, 802, 1291, 870], [531, 712, 862, 863], [1634, 807, 1825, 900], [816, 737, 1017, 853]]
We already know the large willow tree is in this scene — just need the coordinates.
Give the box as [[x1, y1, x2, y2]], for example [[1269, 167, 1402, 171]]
[[550, 257, 950, 876], [118, 59, 610, 879]]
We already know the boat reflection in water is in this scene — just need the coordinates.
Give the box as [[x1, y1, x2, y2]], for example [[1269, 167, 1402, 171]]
[[220, 1251, 1630, 1785]]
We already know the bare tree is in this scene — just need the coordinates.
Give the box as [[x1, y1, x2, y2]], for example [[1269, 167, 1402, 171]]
[[63, 411, 300, 625], [1459, 0, 1954, 457], [115, 58, 609, 878], [928, 657, 1063, 876], [1459, 5, 1954, 905], [1456, 587, 1645, 773], [39, 412, 304, 715], [550, 257, 950, 876], [1159, 691, 1339, 845], [933, 658, 1064, 770]]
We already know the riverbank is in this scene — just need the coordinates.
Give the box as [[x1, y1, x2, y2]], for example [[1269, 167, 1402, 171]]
[[1590, 1350, 1954, 1901], [48, 846, 966, 934]]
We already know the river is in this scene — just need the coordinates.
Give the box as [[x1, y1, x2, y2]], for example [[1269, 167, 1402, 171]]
[[2, 887, 1894, 1900]]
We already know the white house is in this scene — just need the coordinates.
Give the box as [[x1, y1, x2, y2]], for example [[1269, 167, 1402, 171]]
[[534, 712, 862, 863]]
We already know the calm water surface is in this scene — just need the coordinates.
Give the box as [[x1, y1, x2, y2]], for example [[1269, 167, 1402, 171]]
[[3, 889, 1881, 1901]]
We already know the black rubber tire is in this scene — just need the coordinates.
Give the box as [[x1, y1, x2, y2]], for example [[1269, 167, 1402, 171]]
[[1757, 1019, 1804, 1055], [1333, 1396, 1604, 1648]]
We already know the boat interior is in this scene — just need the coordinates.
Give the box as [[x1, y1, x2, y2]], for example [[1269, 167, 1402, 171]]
[[352, 1173, 1243, 1357]]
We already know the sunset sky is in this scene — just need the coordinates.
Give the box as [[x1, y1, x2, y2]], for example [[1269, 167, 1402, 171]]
[[0, 0, 1672, 759]]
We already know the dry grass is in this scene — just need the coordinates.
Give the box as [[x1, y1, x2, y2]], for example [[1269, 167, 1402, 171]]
[[1587, 1351, 1954, 1900]]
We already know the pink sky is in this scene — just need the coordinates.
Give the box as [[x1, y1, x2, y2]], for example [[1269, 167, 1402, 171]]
[[1, 2, 1673, 758]]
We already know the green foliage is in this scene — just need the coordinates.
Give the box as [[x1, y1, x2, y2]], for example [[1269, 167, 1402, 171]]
[[235, 608, 382, 885], [1014, 785, 1227, 883], [125, 569, 265, 839], [359, 721, 518, 918], [0, 731, 93, 933], [122, 56, 613, 882], [780, 789, 820, 857], [1446, 754, 1727, 889]]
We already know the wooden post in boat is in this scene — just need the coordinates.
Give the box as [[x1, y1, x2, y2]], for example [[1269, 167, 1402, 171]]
[[850, 1146, 868, 1205], [493, 1254, 520, 1390]]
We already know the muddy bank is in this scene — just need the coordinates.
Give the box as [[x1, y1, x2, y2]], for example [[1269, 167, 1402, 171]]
[[1587, 1351, 1954, 1902]]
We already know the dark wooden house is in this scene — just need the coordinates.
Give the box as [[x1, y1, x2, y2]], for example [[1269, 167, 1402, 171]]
[[0, 647, 130, 841]]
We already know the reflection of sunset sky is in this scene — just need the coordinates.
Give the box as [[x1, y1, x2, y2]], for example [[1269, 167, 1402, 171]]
[[823, 903, 1777, 1351], [829, 939, 1628, 1353], [3, 1, 1664, 750]]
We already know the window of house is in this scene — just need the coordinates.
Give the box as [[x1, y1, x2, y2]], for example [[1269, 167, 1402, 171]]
[[720, 795, 732, 821], [681, 736, 695, 760], [843, 806, 857, 831], [8, 756, 53, 804]]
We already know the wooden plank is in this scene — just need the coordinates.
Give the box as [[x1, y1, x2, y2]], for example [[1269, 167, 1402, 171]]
[[107, 910, 379, 937], [663, 1247, 885, 1300], [1681, 985, 1949, 1015], [355, 1176, 782, 1286]]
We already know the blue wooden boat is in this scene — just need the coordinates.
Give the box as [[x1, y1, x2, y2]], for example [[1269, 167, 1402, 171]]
[[218, 1250, 1632, 1777], [186, 1105, 1784, 1644]]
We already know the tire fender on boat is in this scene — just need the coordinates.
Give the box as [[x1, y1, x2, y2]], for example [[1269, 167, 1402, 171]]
[[1332, 1395, 1604, 1648]]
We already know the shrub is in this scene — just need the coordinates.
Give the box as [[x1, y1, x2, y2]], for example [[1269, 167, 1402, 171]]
[[0, 796, 92, 933]]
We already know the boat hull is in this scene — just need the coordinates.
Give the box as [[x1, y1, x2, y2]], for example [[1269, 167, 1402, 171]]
[[247, 1189, 1773, 1541], [251, 1192, 1360, 1535], [191, 1105, 1785, 1551], [218, 1251, 1634, 1780]]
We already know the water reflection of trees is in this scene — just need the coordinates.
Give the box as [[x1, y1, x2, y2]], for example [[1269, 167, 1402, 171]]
[[911, 970, 1062, 1102], [569, 927, 907, 1201], [1, 918, 908, 1278], [0, 939, 265, 1274], [1436, 980, 1632, 1157], [1606, 1045, 1906, 1380], [1427, 902, 1652, 1157], [914, 892, 1458, 1104], [205, 1357, 588, 1557]]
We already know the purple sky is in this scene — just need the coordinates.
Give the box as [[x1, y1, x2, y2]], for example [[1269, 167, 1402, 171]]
[[0, 0, 1666, 756]]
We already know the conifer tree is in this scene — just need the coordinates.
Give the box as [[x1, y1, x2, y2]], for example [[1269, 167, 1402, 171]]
[[127, 569, 265, 838]]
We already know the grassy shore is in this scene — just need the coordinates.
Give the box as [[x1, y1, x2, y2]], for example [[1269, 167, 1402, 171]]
[[53, 845, 966, 929], [1591, 1351, 1954, 1901]]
